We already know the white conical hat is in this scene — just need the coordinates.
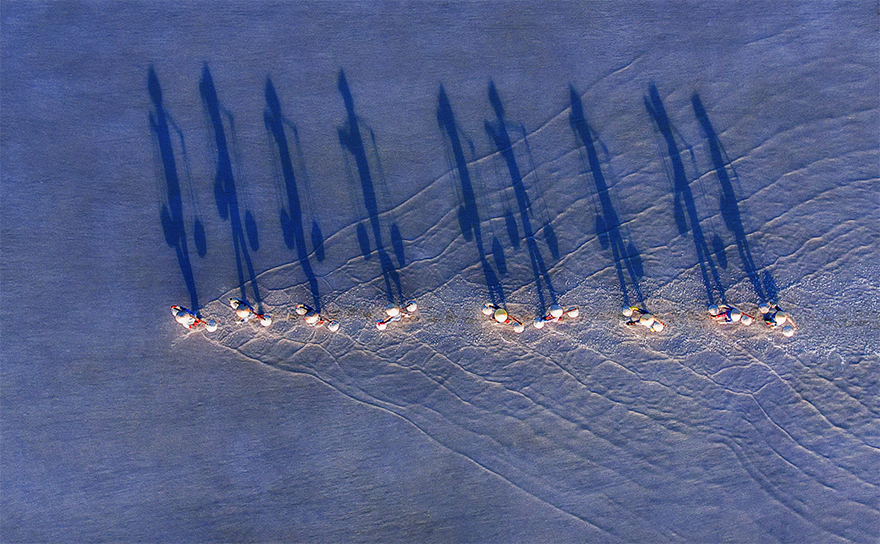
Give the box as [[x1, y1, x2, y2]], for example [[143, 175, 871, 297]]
[[639, 313, 655, 327], [730, 308, 742, 322], [549, 304, 563, 318], [708, 304, 719, 316], [385, 304, 400, 317], [305, 313, 319, 325], [482, 303, 494, 315], [651, 321, 664, 332], [622, 306, 634, 317], [782, 325, 795, 337], [493, 308, 508, 323]]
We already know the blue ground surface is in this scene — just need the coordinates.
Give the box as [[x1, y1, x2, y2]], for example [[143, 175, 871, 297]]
[[2, 2, 878, 542]]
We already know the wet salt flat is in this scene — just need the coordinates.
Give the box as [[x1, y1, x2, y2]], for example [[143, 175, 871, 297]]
[[2, 2, 878, 542]]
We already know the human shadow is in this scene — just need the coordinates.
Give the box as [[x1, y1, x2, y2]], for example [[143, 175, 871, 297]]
[[484, 82, 557, 313], [336, 70, 404, 304], [459, 133, 509, 275], [264, 77, 322, 310], [437, 85, 506, 307], [569, 86, 644, 308], [199, 65, 264, 311], [148, 66, 201, 313], [150, 74, 208, 260], [645, 84, 724, 305], [692, 93, 775, 302]]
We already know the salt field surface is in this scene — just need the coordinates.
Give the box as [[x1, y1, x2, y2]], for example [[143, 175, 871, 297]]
[[2, 2, 878, 542]]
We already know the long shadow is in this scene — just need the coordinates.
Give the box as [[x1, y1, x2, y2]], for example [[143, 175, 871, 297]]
[[692, 93, 776, 302], [264, 77, 321, 311], [645, 84, 724, 305], [484, 82, 557, 313], [437, 85, 506, 307], [336, 70, 403, 304], [569, 86, 644, 308], [199, 65, 264, 311], [148, 67, 200, 313]]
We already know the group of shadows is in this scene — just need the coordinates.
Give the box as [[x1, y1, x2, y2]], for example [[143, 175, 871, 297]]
[[151, 65, 777, 330]]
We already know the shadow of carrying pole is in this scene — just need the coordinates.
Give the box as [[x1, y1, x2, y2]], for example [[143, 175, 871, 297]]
[[517, 125, 560, 262], [290, 126, 326, 263], [484, 82, 557, 314], [264, 78, 322, 311], [367, 128, 407, 269], [437, 85, 506, 307], [645, 84, 724, 306], [569, 86, 645, 308], [199, 65, 264, 312], [337, 70, 403, 304], [691, 93, 775, 303], [149, 67, 200, 313]]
